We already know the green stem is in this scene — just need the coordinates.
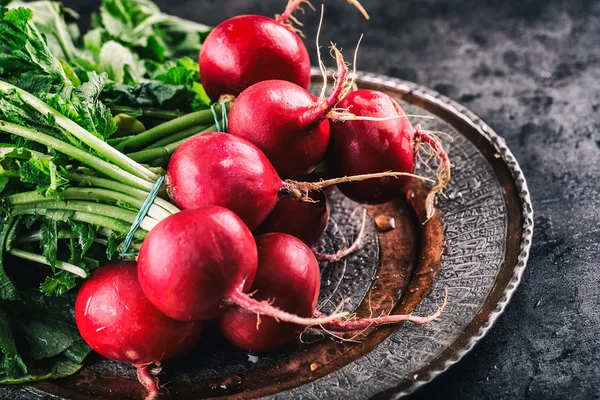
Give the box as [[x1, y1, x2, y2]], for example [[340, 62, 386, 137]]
[[68, 173, 180, 215], [116, 108, 222, 152], [52, 9, 75, 63], [12, 209, 147, 240], [94, 237, 141, 252], [17, 229, 133, 250], [8, 248, 87, 278], [127, 125, 217, 163], [146, 157, 169, 168], [0, 79, 157, 182], [107, 136, 132, 146], [0, 219, 18, 300], [145, 124, 215, 150], [97, 228, 113, 238], [5, 188, 172, 221], [10, 201, 159, 231], [68, 173, 147, 199], [0, 120, 154, 191], [17, 229, 77, 244], [4, 217, 20, 252], [108, 106, 183, 121]]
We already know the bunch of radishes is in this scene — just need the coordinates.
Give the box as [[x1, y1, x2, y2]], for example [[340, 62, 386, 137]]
[[74, 1, 451, 398]]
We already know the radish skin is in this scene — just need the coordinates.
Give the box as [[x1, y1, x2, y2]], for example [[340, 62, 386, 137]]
[[255, 190, 330, 247], [219, 233, 321, 352], [137, 207, 347, 325], [75, 264, 203, 399], [218, 233, 446, 352], [328, 89, 451, 214], [228, 47, 349, 179], [167, 133, 428, 231], [199, 14, 310, 101], [199, 0, 369, 101], [166, 133, 281, 231]]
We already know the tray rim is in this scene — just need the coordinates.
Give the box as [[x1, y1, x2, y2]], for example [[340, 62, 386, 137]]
[[336, 69, 534, 398]]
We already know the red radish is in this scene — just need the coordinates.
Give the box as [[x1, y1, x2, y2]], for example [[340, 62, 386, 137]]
[[166, 132, 425, 231], [199, 0, 369, 101], [255, 190, 329, 247], [227, 46, 348, 179], [199, 14, 310, 101], [166, 133, 280, 231], [75, 263, 203, 400], [327, 89, 452, 218], [257, 195, 367, 261], [219, 233, 320, 352], [137, 206, 346, 325], [219, 233, 447, 352]]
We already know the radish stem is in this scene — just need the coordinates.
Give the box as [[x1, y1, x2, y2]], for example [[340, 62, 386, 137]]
[[5, 189, 173, 221], [8, 248, 87, 278], [68, 174, 180, 215], [277, 0, 315, 25], [108, 106, 183, 121], [11, 210, 147, 240], [17, 229, 78, 244], [229, 289, 348, 326], [0, 79, 157, 182], [116, 106, 228, 152], [127, 125, 217, 163], [0, 121, 154, 191], [145, 124, 215, 150], [10, 201, 158, 232]]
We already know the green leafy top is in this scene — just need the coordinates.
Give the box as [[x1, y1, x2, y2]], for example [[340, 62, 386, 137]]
[[102, 56, 211, 112], [0, 0, 211, 388], [0, 291, 90, 384], [91, 0, 211, 62], [0, 7, 69, 90], [9, 1, 85, 64], [0, 6, 117, 141]]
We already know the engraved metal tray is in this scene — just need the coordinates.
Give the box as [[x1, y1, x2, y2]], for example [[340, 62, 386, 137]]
[[27, 72, 534, 400]]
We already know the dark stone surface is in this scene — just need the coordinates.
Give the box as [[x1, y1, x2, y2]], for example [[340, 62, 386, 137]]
[[7, 0, 600, 398]]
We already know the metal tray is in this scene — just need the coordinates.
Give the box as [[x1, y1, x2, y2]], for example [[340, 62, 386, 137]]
[[26, 72, 533, 400]]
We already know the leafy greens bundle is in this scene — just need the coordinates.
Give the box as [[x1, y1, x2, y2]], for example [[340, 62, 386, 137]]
[[0, 0, 214, 384]]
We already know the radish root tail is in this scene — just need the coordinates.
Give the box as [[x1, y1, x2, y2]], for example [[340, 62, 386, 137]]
[[316, 4, 328, 98], [329, 110, 435, 122], [281, 171, 435, 203], [315, 288, 449, 332], [314, 209, 367, 262], [136, 364, 160, 400], [229, 290, 348, 326], [322, 43, 350, 107], [277, 0, 316, 34], [346, 0, 370, 20], [415, 125, 452, 221], [341, 34, 364, 100]]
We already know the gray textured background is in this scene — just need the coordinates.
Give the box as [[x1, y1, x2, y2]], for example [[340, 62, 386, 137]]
[[5, 0, 600, 399]]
